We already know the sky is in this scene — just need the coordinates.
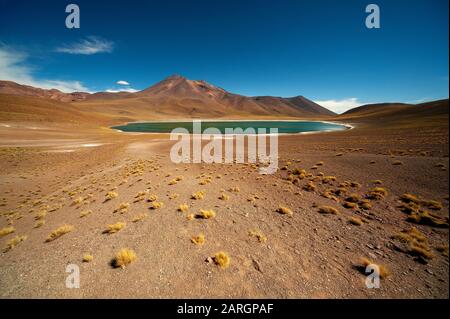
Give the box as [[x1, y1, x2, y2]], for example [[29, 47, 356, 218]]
[[0, 0, 448, 113]]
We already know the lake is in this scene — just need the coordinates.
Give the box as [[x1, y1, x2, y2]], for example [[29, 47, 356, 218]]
[[112, 120, 350, 134]]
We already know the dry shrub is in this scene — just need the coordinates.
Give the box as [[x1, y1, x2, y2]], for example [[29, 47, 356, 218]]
[[83, 254, 94, 262], [276, 205, 293, 216], [46, 225, 74, 242], [248, 229, 267, 243], [104, 222, 126, 234], [318, 206, 339, 215], [213, 251, 230, 268], [80, 210, 93, 218], [150, 201, 164, 209], [303, 181, 316, 192], [191, 233, 206, 245], [0, 226, 15, 238], [191, 191, 205, 200], [198, 209, 216, 219], [113, 248, 137, 268], [4, 235, 27, 252], [367, 187, 388, 200], [178, 204, 189, 213], [105, 191, 118, 201], [132, 213, 148, 223], [349, 217, 363, 226]]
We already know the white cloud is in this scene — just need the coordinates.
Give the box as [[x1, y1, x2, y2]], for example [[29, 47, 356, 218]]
[[106, 87, 138, 93], [55, 36, 114, 55], [117, 80, 130, 86], [0, 46, 90, 93], [313, 98, 365, 114]]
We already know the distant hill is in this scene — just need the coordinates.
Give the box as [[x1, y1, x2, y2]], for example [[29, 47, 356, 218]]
[[338, 99, 449, 128]]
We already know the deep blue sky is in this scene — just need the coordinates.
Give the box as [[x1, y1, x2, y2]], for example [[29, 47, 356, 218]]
[[0, 0, 448, 112]]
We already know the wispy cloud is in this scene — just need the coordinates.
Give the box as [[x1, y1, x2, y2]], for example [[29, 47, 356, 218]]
[[117, 80, 130, 86], [0, 45, 90, 93], [313, 98, 366, 114], [55, 36, 114, 55]]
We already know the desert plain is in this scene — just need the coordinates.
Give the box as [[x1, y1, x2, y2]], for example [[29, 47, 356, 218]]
[[0, 77, 448, 298]]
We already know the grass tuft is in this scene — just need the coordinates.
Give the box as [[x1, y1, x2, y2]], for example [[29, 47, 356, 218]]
[[213, 251, 230, 268], [191, 233, 206, 245], [276, 205, 293, 216], [4, 235, 27, 252], [113, 248, 137, 268], [46, 225, 74, 242], [104, 222, 126, 234], [318, 206, 339, 215], [198, 209, 216, 219], [83, 254, 94, 262], [0, 226, 15, 238], [178, 204, 189, 213]]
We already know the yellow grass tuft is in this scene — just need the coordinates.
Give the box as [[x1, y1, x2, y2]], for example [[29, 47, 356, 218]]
[[406, 210, 448, 228], [303, 181, 316, 192], [219, 193, 230, 201], [359, 200, 372, 210], [113, 248, 137, 268], [213, 251, 230, 268], [178, 204, 189, 213], [0, 226, 15, 238], [318, 206, 339, 215], [34, 220, 45, 228], [191, 191, 205, 200], [132, 213, 148, 223], [198, 209, 216, 219], [105, 191, 118, 201], [229, 186, 240, 193], [248, 229, 267, 242], [35, 209, 47, 221], [349, 216, 363, 226], [148, 194, 158, 202], [80, 209, 93, 218], [150, 201, 164, 209], [4, 235, 27, 252], [186, 214, 195, 220], [343, 201, 358, 209], [392, 227, 434, 260], [104, 222, 126, 234], [367, 187, 388, 200], [82, 254, 94, 263], [400, 193, 420, 204], [46, 225, 74, 242], [276, 205, 293, 216], [191, 233, 206, 245], [421, 200, 443, 211]]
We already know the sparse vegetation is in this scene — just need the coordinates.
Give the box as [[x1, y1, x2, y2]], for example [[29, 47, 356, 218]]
[[367, 187, 388, 200], [198, 209, 216, 219], [318, 206, 339, 215], [276, 205, 293, 216], [219, 193, 230, 201], [80, 209, 93, 218], [178, 204, 189, 213], [191, 233, 205, 245], [113, 248, 137, 268], [349, 216, 363, 225], [104, 222, 126, 234], [0, 226, 15, 238], [248, 229, 267, 242], [105, 191, 118, 201], [46, 225, 74, 242], [150, 201, 164, 209], [4, 235, 27, 252], [191, 191, 205, 200], [83, 254, 94, 262], [213, 251, 230, 268], [132, 213, 148, 223]]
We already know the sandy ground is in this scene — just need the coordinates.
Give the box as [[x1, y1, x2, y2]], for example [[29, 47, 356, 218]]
[[0, 120, 448, 298]]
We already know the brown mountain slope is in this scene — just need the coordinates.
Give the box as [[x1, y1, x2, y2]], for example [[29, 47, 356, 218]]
[[0, 80, 89, 102], [0, 94, 106, 124], [338, 99, 449, 128], [76, 75, 334, 121]]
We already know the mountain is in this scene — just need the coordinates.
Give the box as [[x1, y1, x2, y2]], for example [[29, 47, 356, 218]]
[[0, 76, 335, 121], [0, 80, 90, 102]]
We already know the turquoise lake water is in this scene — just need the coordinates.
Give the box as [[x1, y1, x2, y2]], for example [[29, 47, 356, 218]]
[[112, 121, 349, 134]]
